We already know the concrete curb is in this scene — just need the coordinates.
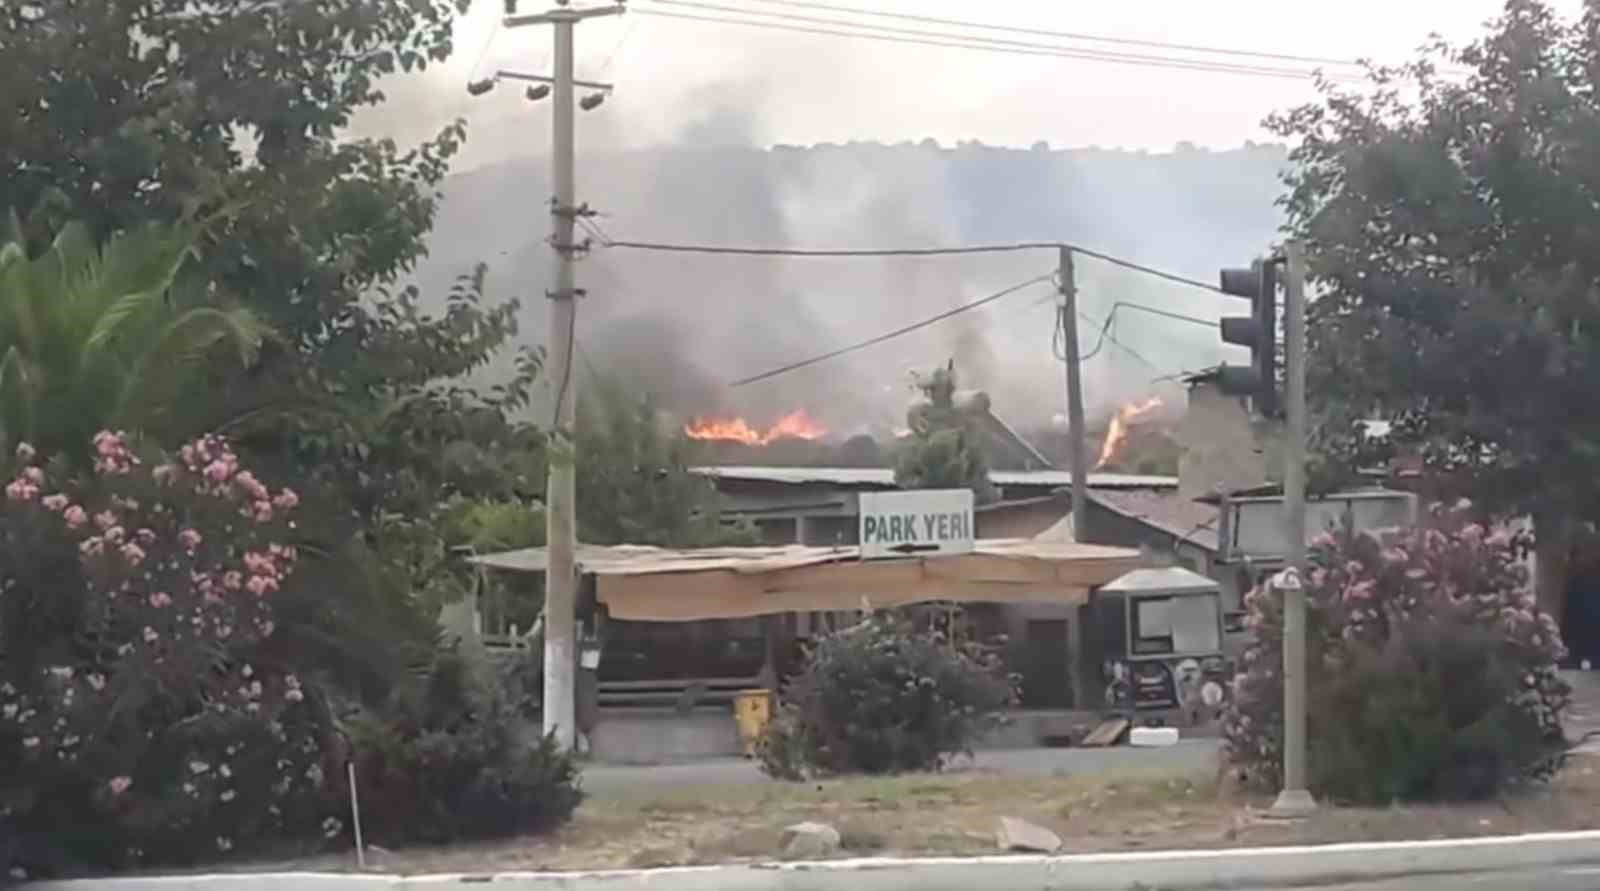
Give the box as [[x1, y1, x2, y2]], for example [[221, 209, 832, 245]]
[[33, 830, 1600, 890]]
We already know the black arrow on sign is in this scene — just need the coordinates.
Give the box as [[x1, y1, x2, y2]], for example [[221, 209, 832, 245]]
[[887, 543, 940, 555]]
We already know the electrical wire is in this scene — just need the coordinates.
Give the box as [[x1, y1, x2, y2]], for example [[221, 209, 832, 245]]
[[594, 235, 1226, 295], [633, 5, 1367, 83], [648, 0, 1360, 79], [550, 302, 578, 432], [595, 10, 642, 78], [466, 10, 507, 82], [729, 274, 1054, 387], [723, 0, 1373, 70]]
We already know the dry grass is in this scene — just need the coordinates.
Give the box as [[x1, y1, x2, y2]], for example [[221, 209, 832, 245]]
[[247, 755, 1600, 875]]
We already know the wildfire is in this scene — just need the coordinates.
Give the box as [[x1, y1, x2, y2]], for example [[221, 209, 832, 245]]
[[685, 408, 828, 446], [1094, 397, 1163, 469]]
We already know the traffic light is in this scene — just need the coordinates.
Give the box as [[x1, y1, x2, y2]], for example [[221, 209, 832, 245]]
[[1218, 258, 1279, 417]]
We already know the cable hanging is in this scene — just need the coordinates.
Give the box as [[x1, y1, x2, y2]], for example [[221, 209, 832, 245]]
[[721, 0, 1374, 69], [591, 234, 1225, 295], [633, 4, 1370, 83], [729, 274, 1054, 387]]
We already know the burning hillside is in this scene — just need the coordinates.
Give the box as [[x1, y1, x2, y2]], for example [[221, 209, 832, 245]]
[[684, 408, 828, 446]]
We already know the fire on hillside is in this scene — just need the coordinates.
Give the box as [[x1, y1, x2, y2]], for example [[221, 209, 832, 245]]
[[684, 409, 828, 446]]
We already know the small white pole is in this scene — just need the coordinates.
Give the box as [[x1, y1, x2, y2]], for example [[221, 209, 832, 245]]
[[347, 760, 366, 869]]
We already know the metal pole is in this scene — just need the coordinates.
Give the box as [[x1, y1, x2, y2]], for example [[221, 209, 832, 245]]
[[542, 11, 579, 751], [1270, 239, 1316, 817], [347, 760, 365, 868], [1059, 247, 1089, 543]]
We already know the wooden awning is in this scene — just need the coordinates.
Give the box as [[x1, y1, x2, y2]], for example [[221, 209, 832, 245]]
[[467, 539, 1145, 621]]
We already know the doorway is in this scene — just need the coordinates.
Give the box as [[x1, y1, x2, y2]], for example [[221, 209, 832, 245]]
[[1017, 619, 1073, 709]]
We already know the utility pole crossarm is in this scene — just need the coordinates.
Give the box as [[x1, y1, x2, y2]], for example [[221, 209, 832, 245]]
[[505, 3, 626, 27]]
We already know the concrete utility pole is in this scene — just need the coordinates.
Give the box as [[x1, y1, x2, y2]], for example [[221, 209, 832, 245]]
[[504, 0, 624, 750], [1270, 239, 1317, 817], [1058, 247, 1089, 542]]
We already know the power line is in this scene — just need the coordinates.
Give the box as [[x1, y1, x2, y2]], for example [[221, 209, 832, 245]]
[[724, 0, 1372, 70], [649, 0, 1364, 80], [1105, 300, 1219, 329], [595, 235, 1225, 295], [729, 274, 1054, 387], [633, 7, 1367, 83]]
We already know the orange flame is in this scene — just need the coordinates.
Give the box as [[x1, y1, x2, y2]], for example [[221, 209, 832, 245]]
[[685, 408, 828, 445], [1094, 397, 1163, 469]]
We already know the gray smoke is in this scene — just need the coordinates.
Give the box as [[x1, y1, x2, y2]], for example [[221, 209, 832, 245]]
[[410, 94, 1288, 438]]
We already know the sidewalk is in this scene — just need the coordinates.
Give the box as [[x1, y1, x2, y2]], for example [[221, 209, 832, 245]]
[[582, 740, 1221, 798]]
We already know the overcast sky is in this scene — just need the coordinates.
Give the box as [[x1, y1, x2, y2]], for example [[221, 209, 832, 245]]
[[356, 0, 1585, 170]]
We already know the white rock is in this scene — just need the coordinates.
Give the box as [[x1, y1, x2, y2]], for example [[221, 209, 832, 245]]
[[1129, 726, 1181, 747], [781, 821, 841, 859], [996, 816, 1062, 853]]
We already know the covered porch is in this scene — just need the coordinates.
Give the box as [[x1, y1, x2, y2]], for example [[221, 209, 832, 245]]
[[466, 537, 1144, 761]]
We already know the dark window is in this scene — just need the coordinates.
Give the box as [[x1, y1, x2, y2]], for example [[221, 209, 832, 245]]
[[1132, 596, 1176, 655]]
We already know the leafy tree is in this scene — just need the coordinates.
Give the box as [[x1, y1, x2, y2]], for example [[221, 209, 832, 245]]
[[894, 361, 997, 502], [0, 0, 527, 705], [1269, 0, 1600, 621], [577, 376, 756, 547], [0, 0, 466, 341], [0, 217, 267, 461]]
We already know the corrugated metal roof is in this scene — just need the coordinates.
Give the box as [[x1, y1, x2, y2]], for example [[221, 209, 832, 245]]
[[1101, 566, 1219, 594], [1090, 489, 1222, 552], [466, 539, 1140, 576], [690, 466, 1177, 490]]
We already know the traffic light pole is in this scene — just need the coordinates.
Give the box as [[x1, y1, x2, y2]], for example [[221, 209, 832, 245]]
[[1270, 240, 1317, 817]]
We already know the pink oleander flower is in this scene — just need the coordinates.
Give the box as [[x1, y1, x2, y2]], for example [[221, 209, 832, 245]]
[[93, 510, 117, 531], [15, 442, 35, 462], [108, 776, 132, 795], [119, 542, 146, 566], [5, 479, 38, 501], [63, 505, 87, 527], [223, 571, 243, 590], [41, 493, 67, 511], [272, 489, 299, 510], [178, 528, 202, 551], [148, 591, 173, 608], [22, 466, 43, 485]]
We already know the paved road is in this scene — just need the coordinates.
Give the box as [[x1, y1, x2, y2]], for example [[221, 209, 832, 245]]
[[1269, 865, 1600, 890], [581, 739, 1220, 797]]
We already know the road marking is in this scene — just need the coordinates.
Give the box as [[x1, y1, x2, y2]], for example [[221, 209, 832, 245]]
[[1563, 867, 1600, 875]]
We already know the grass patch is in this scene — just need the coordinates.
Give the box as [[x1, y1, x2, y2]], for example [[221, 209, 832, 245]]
[[237, 755, 1600, 875]]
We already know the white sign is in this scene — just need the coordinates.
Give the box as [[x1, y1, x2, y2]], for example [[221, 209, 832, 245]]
[[858, 489, 975, 559]]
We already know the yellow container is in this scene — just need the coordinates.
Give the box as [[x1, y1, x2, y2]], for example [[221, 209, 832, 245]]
[[732, 688, 774, 757]]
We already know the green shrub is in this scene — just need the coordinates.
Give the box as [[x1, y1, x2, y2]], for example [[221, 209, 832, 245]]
[[1223, 505, 1569, 803], [758, 613, 1016, 778], [346, 650, 582, 846]]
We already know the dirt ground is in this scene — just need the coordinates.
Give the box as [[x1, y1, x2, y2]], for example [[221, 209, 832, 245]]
[[251, 752, 1600, 875]]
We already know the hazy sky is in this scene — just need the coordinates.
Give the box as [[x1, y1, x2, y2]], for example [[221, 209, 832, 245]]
[[357, 0, 1585, 170]]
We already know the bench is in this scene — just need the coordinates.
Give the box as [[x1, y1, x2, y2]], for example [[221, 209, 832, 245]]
[[597, 676, 765, 711]]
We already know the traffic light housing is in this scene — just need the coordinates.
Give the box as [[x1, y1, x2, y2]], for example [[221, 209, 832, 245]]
[[1218, 259, 1279, 417]]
